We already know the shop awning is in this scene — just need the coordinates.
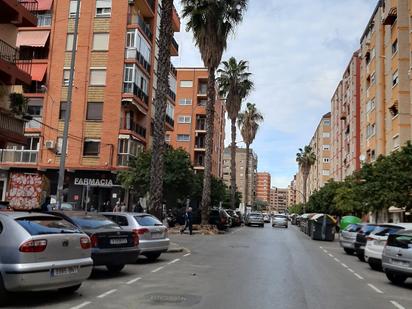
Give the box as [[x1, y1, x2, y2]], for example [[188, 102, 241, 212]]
[[30, 63, 47, 81], [37, 0, 54, 11], [16, 30, 50, 47]]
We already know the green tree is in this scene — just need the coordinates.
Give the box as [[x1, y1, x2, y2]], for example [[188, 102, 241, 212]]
[[217, 57, 254, 209], [238, 103, 263, 205], [296, 146, 316, 209], [182, 0, 249, 225]]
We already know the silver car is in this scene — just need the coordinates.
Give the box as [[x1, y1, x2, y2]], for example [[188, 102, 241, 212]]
[[245, 212, 264, 227], [101, 212, 169, 261], [0, 212, 93, 304], [340, 223, 363, 255], [272, 214, 288, 228], [382, 229, 412, 285]]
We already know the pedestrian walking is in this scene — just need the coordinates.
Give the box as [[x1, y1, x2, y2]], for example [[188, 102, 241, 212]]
[[180, 207, 193, 235], [120, 202, 127, 212], [113, 201, 121, 212]]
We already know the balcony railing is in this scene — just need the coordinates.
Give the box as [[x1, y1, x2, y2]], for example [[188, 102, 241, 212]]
[[0, 111, 25, 136], [165, 115, 174, 128], [17, 0, 38, 13], [123, 82, 149, 105], [146, 0, 155, 12], [170, 63, 177, 77], [196, 120, 206, 131], [171, 37, 179, 52], [120, 119, 147, 139], [166, 87, 176, 101], [25, 116, 42, 129], [117, 153, 136, 167], [0, 149, 38, 164], [0, 39, 32, 75], [127, 15, 153, 41], [37, 13, 52, 26], [125, 48, 151, 72]]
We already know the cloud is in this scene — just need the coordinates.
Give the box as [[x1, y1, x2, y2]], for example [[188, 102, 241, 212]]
[[174, 0, 377, 187]]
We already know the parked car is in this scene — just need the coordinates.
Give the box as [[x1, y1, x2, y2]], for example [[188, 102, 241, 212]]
[[382, 229, 412, 285], [272, 214, 288, 228], [101, 212, 169, 261], [354, 223, 379, 262], [49, 211, 140, 273], [209, 209, 231, 230], [365, 223, 412, 271], [225, 209, 241, 227], [0, 212, 93, 305], [245, 212, 264, 227], [340, 223, 364, 255], [236, 210, 244, 224]]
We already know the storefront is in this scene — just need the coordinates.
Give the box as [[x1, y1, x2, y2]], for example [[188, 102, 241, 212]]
[[0, 170, 8, 202]]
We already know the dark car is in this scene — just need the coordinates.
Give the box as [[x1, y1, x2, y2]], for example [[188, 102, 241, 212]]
[[49, 211, 140, 273], [354, 224, 378, 262], [209, 209, 231, 230], [226, 209, 241, 227]]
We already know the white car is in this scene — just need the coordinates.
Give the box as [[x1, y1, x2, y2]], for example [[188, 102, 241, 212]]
[[364, 223, 412, 271]]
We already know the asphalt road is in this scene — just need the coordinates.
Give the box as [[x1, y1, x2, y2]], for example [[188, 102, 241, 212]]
[[4, 224, 412, 309]]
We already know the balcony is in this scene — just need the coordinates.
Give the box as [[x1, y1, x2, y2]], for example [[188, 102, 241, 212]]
[[0, 109, 26, 145], [125, 48, 151, 73], [195, 119, 206, 131], [25, 116, 41, 129], [120, 119, 147, 139], [37, 13, 52, 27], [117, 153, 136, 167], [1, 0, 37, 26], [167, 87, 176, 101], [170, 37, 179, 56], [170, 63, 177, 77], [127, 15, 153, 41], [0, 149, 38, 164], [17, 0, 38, 13], [123, 82, 149, 106], [165, 115, 174, 128], [198, 84, 207, 96], [134, 0, 155, 18], [0, 38, 32, 85]]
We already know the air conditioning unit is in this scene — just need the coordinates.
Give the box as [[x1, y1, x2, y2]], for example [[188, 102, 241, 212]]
[[128, 0, 135, 4], [45, 140, 55, 150]]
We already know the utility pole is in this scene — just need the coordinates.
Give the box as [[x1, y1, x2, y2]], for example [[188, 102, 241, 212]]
[[56, 0, 81, 209]]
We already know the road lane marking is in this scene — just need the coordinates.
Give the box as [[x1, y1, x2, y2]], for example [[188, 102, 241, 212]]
[[367, 284, 383, 294], [70, 302, 92, 309], [97, 289, 117, 298], [353, 273, 364, 280], [390, 301, 406, 309], [347, 268, 354, 273], [334, 258, 341, 262], [323, 250, 328, 253], [183, 253, 191, 257], [328, 253, 334, 258], [319, 246, 323, 249], [126, 277, 142, 285], [341, 263, 348, 268], [168, 258, 180, 265], [152, 266, 165, 273]]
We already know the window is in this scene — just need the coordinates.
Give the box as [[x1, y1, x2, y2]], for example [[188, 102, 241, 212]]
[[323, 119, 331, 126], [392, 39, 398, 55], [66, 34, 74, 51], [393, 135, 400, 150], [96, 0, 112, 17], [62, 68, 73, 86], [178, 115, 191, 124], [179, 98, 192, 105], [366, 98, 376, 113], [392, 70, 399, 87], [69, 0, 81, 18], [83, 139, 100, 156], [56, 137, 68, 155], [59, 102, 67, 120], [389, 102, 399, 117], [322, 145, 330, 150], [180, 80, 193, 88], [90, 69, 106, 85], [27, 105, 42, 116], [92, 33, 109, 50], [322, 132, 330, 138], [165, 134, 170, 142], [370, 72, 376, 84], [198, 99, 207, 106], [370, 48, 376, 59], [86, 102, 103, 120], [366, 123, 376, 138], [322, 170, 330, 176], [323, 158, 330, 163], [176, 134, 190, 142]]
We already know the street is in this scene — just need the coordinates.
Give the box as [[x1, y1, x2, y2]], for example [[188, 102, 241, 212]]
[[5, 225, 412, 309]]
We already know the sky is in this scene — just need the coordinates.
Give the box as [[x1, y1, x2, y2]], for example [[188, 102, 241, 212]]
[[173, 0, 377, 188]]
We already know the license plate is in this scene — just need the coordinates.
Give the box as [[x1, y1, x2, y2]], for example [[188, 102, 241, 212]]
[[110, 238, 128, 245], [151, 232, 164, 239], [52, 266, 79, 277], [391, 259, 409, 267]]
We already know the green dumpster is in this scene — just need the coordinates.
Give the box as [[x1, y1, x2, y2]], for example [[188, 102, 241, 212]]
[[340, 216, 361, 231]]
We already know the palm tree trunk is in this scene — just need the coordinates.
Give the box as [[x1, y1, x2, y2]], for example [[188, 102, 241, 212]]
[[244, 143, 250, 206], [148, 0, 173, 219], [200, 66, 216, 225], [230, 118, 237, 209], [302, 171, 308, 213]]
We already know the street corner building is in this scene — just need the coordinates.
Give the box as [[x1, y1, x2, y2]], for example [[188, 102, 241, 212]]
[[0, 0, 181, 210]]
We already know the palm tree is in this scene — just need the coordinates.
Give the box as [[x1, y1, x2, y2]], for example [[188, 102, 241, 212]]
[[182, 0, 248, 224], [148, 0, 174, 218], [217, 57, 253, 209], [296, 145, 316, 211], [238, 103, 263, 206]]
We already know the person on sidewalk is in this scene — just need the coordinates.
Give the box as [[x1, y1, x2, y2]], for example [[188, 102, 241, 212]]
[[180, 207, 193, 235]]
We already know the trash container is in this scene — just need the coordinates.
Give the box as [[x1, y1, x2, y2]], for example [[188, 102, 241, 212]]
[[310, 214, 336, 241], [340, 216, 361, 231]]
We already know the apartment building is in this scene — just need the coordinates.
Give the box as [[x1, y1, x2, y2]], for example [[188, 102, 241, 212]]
[[287, 175, 297, 207], [0, 0, 37, 202], [331, 52, 361, 181], [222, 147, 258, 205], [270, 187, 288, 213], [169, 67, 226, 177], [307, 112, 332, 197], [0, 0, 180, 209], [359, 0, 411, 163], [255, 172, 271, 203]]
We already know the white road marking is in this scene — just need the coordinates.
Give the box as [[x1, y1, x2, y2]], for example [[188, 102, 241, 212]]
[[168, 258, 180, 265], [97, 289, 117, 298], [353, 273, 364, 280], [347, 268, 354, 273], [334, 258, 341, 263], [152, 266, 165, 273], [184, 253, 191, 257], [341, 263, 348, 268], [69, 302, 92, 309], [367, 284, 383, 294], [319, 246, 323, 249], [390, 301, 406, 309], [323, 250, 328, 253], [126, 277, 142, 285], [328, 253, 334, 258]]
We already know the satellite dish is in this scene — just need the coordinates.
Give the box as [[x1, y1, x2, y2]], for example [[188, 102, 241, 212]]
[[359, 154, 366, 162]]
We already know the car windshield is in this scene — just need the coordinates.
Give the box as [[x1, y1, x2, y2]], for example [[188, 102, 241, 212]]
[[387, 234, 412, 249], [374, 226, 404, 236], [274, 215, 287, 219], [250, 214, 262, 218], [16, 216, 81, 235], [345, 224, 361, 232], [70, 216, 120, 230], [360, 225, 377, 233], [134, 215, 163, 226]]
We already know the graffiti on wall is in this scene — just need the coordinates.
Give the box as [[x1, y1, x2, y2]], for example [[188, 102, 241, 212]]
[[7, 173, 48, 209]]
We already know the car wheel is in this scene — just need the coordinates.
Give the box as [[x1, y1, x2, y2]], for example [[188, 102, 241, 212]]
[[285, 225, 288, 228], [356, 252, 365, 262], [0, 274, 9, 307], [145, 252, 161, 262], [343, 248, 355, 255], [59, 284, 81, 294], [368, 260, 382, 271], [106, 264, 125, 274], [386, 271, 407, 285]]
